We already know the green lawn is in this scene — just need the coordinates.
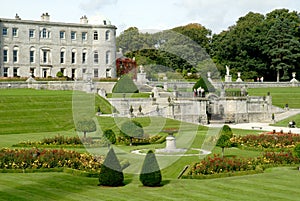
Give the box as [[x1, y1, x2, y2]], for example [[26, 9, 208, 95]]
[[247, 87, 300, 108], [0, 167, 299, 201], [1, 88, 300, 200], [0, 89, 112, 135]]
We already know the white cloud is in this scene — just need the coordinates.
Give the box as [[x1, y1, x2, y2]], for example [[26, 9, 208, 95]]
[[80, 0, 118, 11]]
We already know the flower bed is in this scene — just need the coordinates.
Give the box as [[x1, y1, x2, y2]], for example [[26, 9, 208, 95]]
[[231, 133, 300, 150], [187, 151, 299, 177], [116, 135, 166, 146], [0, 148, 103, 171], [13, 135, 109, 147]]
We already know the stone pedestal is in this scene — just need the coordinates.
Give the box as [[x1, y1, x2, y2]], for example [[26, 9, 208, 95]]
[[165, 135, 176, 150], [225, 75, 232, 82], [136, 73, 148, 85], [236, 72, 243, 82]]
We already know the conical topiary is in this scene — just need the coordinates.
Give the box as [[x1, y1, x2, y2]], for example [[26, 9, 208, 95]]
[[139, 150, 162, 187], [99, 148, 124, 187], [112, 74, 139, 93]]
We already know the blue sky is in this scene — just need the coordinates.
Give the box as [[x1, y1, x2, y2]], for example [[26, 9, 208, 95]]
[[0, 0, 299, 35]]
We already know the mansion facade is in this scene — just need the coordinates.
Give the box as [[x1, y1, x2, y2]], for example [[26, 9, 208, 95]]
[[0, 13, 117, 79]]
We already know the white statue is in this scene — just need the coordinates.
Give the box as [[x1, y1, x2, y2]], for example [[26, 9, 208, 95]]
[[139, 65, 144, 73], [226, 65, 230, 76]]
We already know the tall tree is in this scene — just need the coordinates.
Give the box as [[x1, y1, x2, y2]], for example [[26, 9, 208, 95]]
[[262, 9, 300, 81]]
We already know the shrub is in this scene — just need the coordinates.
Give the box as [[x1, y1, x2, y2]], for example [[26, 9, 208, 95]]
[[112, 75, 139, 93], [216, 125, 233, 157], [99, 148, 124, 187], [103, 129, 116, 144], [76, 120, 97, 138], [120, 120, 144, 146], [193, 76, 215, 92], [56, 71, 64, 78], [139, 150, 162, 187]]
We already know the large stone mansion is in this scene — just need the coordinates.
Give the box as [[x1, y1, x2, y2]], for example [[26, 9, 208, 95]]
[[0, 13, 117, 79]]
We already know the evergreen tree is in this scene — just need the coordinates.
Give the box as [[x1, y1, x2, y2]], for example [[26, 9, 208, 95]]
[[216, 125, 233, 157], [139, 150, 162, 187], [99, 148, 124, 187]]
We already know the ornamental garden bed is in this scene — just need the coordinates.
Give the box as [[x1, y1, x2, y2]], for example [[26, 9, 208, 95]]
[[183, 132, 300, 179]]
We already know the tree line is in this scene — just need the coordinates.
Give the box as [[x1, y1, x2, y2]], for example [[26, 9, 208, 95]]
[[116, 8, 300, 82]]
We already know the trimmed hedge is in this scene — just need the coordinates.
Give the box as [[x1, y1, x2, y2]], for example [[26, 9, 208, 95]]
[[98, 148, 124, 187], [112, 75, 139, 93], [139, 150, 162, 187]]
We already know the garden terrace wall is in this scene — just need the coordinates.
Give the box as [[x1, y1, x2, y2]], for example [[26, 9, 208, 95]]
[[0, 81, 116, 93]]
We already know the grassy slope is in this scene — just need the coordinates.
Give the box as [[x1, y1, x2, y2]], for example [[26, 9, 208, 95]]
[[0, 89, 112, 135], [0, 88, 300, 200], [247, 87, 300, 108], [0, 167, 299, 201]]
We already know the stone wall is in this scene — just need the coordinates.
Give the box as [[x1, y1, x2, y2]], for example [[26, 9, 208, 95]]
[[0, 81, 116, 93]]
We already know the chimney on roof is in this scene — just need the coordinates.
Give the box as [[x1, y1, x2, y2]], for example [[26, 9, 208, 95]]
[[41, 13, 50, 22], [15, 13, 21, 20], [80, 15, 88, 24]]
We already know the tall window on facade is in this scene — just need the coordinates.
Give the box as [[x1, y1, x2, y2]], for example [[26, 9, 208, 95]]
[[30, 50, 35, 63], [29, 29, 35, 38], [71, 31, 76, 40], [2, 28, 8, 36], [12, 28, 18, 37], [30, 68, 35, 77], [3, 49, 8, 62], [3, 67, 8, 77], [13, 67, 19, 77], [105, 30, 110, 41], [94, 31, 98, 40], [71, 51, 76, 64], [42, 28, 47, 38], [94, 69, 99, 78], [60, 31, 65, 39], [106, 51, 110, 64], [40, 28, 50, 39], [60, 51, 65, 63], [82, 51, 87, 64], [94, 51, 99, 64], [13, 49, 18, 62], [43, 51, 48, 63], [82, 32, 87, 40]]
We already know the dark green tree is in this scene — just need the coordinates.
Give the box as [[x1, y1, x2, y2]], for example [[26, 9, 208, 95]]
[[216, 125, 233, 157], [99, 148, 124, 187], [262, 9, 300, 81], [139, 150, 162, 187], [120, 120, 144, 146], [76, 120, 96, 138], [103, 129, 116, 144]]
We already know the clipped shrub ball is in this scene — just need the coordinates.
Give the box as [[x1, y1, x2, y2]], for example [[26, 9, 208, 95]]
[[139, 150, 162, 187], [103, 129, 116, 144], [112, 74, 139, 93], [99, 148, 124, 187]]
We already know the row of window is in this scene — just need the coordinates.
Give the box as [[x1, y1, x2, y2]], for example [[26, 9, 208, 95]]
[[2, 27, 111, 41], [3, 48, 111, 65], [2, 67, 104, 78]]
